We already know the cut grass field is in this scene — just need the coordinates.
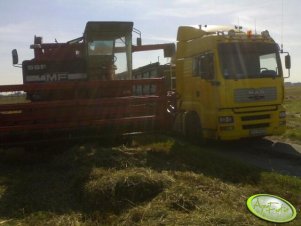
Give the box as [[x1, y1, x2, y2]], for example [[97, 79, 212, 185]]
[[0, 86, 300, 225], [282, 85, 301, 143], [0, 94, 28, 104], [0, 134, 300, 225]]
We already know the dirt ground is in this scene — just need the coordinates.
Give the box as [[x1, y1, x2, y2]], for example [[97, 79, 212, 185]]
[[213, 137, 301, 177]]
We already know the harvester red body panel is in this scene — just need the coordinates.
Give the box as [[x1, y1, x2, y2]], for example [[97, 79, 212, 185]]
[[0, 79, 170, 145], [2, 21, 175, 145]]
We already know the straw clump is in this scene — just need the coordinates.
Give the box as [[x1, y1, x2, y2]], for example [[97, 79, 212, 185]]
[[83, 167, 173, 212]]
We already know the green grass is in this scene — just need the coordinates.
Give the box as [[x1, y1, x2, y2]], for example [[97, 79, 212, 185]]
[[0, 85, 300, 225], [0, 94, 28, 104], [282, 85, 301, 142], [0, 135, 300, 225]]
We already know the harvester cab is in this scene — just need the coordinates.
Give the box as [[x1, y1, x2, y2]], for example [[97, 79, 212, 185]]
[[12, 21, 135, 85], [12, 21, 175, 85], [84, 21, 133, 80]]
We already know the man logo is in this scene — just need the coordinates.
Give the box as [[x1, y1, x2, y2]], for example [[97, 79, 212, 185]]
[[248, 89, 265, 100]]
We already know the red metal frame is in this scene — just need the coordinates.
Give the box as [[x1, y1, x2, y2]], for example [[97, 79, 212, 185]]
[[132, 43, 175, 53], [0, 78, 169, 139]]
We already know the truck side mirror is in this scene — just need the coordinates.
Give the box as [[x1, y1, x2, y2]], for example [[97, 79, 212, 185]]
[[285, 54, 291, 69], [164, 43, 176, 58], [12, 49, 19, 65]]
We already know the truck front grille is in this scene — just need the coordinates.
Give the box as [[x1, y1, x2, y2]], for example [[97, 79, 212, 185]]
[[242, 123, 269, 130], [241, 114, 270, 121], [234, 87, 277, 103]]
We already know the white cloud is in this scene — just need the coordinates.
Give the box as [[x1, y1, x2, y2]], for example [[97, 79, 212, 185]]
[[142, 3, 238, 19], [0, 0, 300, 83], [0, 22, 36, 42], [143, 35, 176, 43]]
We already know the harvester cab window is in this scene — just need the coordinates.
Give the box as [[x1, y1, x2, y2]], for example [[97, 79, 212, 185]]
[[113, 36, 129, 75], [86, 35, 131, 79], [88, 40, 114, 56], [193, 53, 214, 80]]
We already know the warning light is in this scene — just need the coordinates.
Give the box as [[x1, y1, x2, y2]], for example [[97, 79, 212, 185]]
[[228, 29, 236, 37], [261, 30, 270, 38], [247, 30, 252, 38]]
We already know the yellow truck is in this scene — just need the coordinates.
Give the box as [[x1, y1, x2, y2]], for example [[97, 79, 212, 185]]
[[174, 25, 291, 141]]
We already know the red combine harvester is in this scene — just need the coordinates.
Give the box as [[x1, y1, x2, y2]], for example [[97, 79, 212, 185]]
[[0, 21, 175, 145]]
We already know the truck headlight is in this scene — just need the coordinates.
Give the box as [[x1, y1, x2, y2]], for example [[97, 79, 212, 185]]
[[279, 111, 286, 118], [219, 116, 234, 124]]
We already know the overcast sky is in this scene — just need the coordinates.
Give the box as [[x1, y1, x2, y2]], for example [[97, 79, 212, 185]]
[[0, 0, 300, 84]]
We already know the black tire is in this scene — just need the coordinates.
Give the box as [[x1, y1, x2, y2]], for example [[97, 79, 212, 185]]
[[27, 92, 43, 101], [184, 112, 205, 144]]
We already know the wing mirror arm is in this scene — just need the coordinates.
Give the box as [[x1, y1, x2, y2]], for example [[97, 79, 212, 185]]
[[280, 50, 291, 79]]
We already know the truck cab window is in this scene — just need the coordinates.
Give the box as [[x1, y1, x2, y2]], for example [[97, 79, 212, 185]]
[[193, 53, 214, 80], [259, 53, 278, 76], [219, 43, 282, 79]]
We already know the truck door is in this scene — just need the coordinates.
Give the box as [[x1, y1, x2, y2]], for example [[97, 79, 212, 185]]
[[192, 52, 219, 138]]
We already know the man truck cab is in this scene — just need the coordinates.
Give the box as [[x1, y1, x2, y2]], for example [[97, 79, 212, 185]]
[[175, 25, 290, 140]]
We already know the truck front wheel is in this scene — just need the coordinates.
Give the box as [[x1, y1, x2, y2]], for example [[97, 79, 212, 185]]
[[184, 112, 204, 144]]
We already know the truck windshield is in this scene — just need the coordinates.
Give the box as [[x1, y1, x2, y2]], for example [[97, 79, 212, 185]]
[[87, 34, 132, 77], [218, 43, 283, 79]]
